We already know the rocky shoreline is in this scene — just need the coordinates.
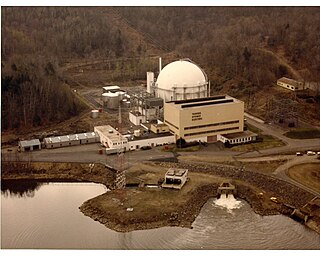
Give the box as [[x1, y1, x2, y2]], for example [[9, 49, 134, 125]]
[[2, 160, 319, 234]]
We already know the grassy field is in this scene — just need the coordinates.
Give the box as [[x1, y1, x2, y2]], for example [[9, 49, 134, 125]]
[[284, 128, 320, 139], [230, 134, 285, 152], [287, 163, 320, 193], [229, 123, 285, 152]]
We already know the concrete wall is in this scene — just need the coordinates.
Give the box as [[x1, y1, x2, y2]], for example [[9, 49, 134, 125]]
[[19, 143, 41, 152], [277, 81, 296, 91], [218, 134, 257, 145], [150, 124, 170, 134], [164, 100, 244, 140], [129, 112, 146, 125], [128, 135, 175, 151]]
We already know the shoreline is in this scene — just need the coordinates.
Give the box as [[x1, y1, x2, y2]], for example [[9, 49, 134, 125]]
[[1, 160, 319, 234]]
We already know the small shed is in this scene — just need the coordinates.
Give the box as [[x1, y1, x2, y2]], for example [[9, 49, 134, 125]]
[[18, 139, 41, 152], [277, 77, 302, 91], [162, 168, 188, 190], [218, 130, 258, 145]]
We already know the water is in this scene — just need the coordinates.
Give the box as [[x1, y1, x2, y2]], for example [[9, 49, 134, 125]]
[[1, 181, 320, 249]]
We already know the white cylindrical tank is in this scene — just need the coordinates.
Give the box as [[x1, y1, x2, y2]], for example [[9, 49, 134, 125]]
[[102, 93, 109, 102], [91, 110, 99, 118], [147, 72, 154, 93], [106, 92, 119, 109], [118, 91, 126, 100]]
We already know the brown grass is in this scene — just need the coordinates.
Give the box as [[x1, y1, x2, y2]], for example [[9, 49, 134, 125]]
[[287, 163, 320, 193]]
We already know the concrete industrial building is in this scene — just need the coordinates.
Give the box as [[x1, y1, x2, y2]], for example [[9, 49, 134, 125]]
[[277, 77, 302, 91], [94, 125, 128, 150], [18, 139, 41, 152], [162, 168, 188, 190], [94, 125, 174, 152], [164, 95, 245, 142]]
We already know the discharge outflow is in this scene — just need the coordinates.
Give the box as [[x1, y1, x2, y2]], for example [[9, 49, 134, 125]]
[[214, 194, 243, 213]]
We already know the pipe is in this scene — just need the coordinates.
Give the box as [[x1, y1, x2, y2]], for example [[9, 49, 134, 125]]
[[159, 57, 162, 72]]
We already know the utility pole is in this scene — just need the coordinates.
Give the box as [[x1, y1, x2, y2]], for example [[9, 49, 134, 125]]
[[114, 104, 126, 190]]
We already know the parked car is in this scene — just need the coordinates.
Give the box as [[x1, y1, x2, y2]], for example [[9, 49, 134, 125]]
[[141, 146, 152, 150], [307, 151, 316, 156], [296, 152, 303, 156]]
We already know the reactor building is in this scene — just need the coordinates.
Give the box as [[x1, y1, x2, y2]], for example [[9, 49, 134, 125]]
[[147, 58, 210, 102]]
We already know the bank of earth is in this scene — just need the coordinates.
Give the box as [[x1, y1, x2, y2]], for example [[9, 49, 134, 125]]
[[1, 161, 319, 234]]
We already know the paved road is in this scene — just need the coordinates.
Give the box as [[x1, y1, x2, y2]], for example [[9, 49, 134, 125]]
[[241, 116, 320, 157], [2, 143, 174, 170], [3, 115, 320, 195], [272, 155, 320, 197]]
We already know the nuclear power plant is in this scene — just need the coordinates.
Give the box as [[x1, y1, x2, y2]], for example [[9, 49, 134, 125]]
[[18, 57, 256, 153], [93, 57, 257, 150]]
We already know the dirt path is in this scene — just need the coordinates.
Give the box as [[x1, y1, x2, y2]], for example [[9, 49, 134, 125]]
[[257, 47, 302, 80]]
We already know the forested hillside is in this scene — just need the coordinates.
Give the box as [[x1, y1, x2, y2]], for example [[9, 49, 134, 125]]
[[1, 7, 156, 131], [118, 7, 320, 87], [2, 7, 320, 131]]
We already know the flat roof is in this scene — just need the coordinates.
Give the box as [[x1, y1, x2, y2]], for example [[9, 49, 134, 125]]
[[221, 130, 257, 140], [103, 85, 120, 91], [95, 125, 127, 143], [278, 77, 301, 87], [166, 95, 241, 109], [19, 139, 41, 147], [44, 132, 99, 144], [151, 123, 168, 128], [125, 130, 174, 142], [166, 168, 188, 177]]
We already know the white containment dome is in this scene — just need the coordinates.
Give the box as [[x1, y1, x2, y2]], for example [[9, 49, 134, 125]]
[[155, 59, 208, 102]]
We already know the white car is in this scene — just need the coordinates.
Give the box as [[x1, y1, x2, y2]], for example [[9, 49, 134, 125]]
[[307, 151, 316, 156]]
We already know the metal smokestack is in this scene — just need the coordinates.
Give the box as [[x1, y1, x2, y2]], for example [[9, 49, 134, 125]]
[[159, 57, 162, 72]]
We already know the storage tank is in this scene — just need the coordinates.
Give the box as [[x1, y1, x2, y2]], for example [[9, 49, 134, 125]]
[[126, 101, 131, 108], [106, 92, 119, 109], [101, 93, 109, 103], [91, 110, 99, 118], [118, 91, 126, 100]]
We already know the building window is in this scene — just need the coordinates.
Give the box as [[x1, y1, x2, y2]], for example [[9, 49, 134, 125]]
[[184, 120, 240, 130], [184, 126, 239, 137]]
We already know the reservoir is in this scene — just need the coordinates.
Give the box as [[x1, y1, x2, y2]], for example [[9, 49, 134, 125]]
[[1, 180, 320, 249]]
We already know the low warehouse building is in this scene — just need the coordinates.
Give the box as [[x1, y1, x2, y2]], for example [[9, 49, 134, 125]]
[[44, 132, 99, 149], [18, 139, 41, 152], [162, 168, 188, 190], [218, 130, 257, 145], [164, 95, 244, 142], [127, 131, 175, 151], [277, 77, 302, 91]]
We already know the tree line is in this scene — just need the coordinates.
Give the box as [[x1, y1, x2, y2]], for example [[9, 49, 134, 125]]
[[1, 56, 86, 130]]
